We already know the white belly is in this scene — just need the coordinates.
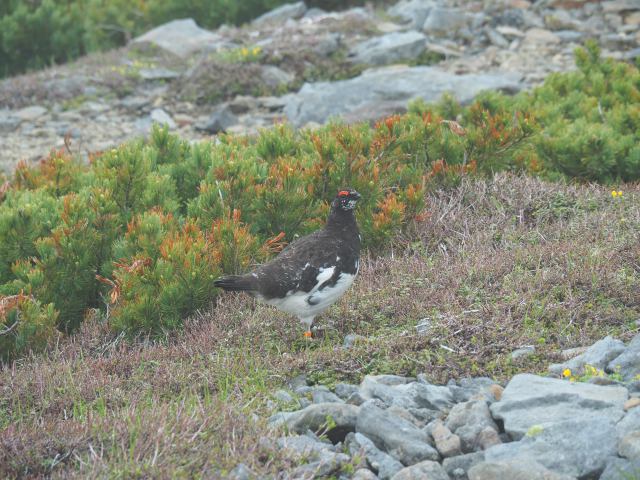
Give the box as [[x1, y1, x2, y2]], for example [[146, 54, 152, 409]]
[[263, 271, 356, 321]]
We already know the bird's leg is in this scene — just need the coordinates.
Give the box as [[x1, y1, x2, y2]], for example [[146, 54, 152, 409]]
[[300, 317, 314, 339]]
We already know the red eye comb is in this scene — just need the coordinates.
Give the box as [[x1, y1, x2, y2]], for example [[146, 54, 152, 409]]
[[338, 190, 350, 197]]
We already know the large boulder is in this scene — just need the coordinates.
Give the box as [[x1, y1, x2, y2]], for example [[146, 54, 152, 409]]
[[283, 65, 523, 127], [490, 373, 627, 439], [349, 31, 427, 66], [484, 417, 618, 479], [131, 19, 222, 58]]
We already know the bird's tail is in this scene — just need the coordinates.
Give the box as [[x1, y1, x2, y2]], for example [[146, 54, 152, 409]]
[[213, 275, 255, 292]]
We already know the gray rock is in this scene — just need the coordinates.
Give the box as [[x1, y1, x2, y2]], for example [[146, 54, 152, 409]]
[[423, 8, 480, 37], [352, 469, 379, 480], [443, 451, 485, 480], [447, 377, 499, 403], [150, 108, 176, 129], [252, 2, 307, 26], [623, 48, 640, 61], [468, 458, 576, 480], [312, 389, 344, 404], [617, 406, 640, 438], [283, 65, 522, 127], [484, 418, 618, 478], [549, 336, 627, 376], [347, 432, 404, 480], [228, 463, 255, 480], [13, 105, 48, 122], [0, 114, 20, 132], [274, 389, 294, 403], [347, 391, 368, 406], [349, 31, 427, 66], [343, 333, 365, 349], [490, 373, 628, 440], [292, 451, 351, 478], [487, 29, 510, 48], [132, 19, 222, 58], [138, 68, 181, 80], [608, 334, 640, 381], [281, 402, 359, 442], [313, 32, 341, 57], [620, 431, 640, 460], [429, 419, 462, 458], [356, 400, 440, 466], [554, 30, 584, 42], [118, 95, 151, 111], [195, 103, 238, 134], [446, 399, 499, 453], [335, 383, 358, 400], [277, 434, 335, 459], [260, 65, 294, 88], [600, 457, 640, 480], [602, 0, 640, 13], [510, 346, 536, 360], [387, 0, 436, 29], [391, 460, 450, 480]]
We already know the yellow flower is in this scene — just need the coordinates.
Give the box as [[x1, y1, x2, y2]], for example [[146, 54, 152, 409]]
[[617, 190, 623, 197], [611, 190, 618, 198], [562, 368, 572, 378], [241, 47, 249, 57], [252, 46, 261, 55]]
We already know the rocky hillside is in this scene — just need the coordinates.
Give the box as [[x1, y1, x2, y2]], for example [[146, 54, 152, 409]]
[[1, 0, 638, 171]]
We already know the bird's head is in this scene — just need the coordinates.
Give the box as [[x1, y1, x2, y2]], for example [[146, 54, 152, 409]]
[[332, 188, 361, 211]]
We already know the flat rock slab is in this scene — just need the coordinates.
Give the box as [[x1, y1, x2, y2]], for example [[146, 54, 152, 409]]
[[283, 65, 523, 127], [132, 18, 222, 58], [252, 1, 307, 26], [490, 373, 628, 439], [484, 417, 617, 479], [391, 460, 450, 480], [349, 31, 427, 66]]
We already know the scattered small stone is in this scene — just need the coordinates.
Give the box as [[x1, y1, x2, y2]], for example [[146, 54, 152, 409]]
[[446, 399, 499, 453], [273, 389, 294, 404], [227, 463, 255, 480], [312, 389, 343, 404], [195, 103, 238, 134], [347, 432, 404, 480], [510, 345, 535, 360], [442, 451, 485, 480], [150, 108, 176, 129], [343, 333, 365, 349]]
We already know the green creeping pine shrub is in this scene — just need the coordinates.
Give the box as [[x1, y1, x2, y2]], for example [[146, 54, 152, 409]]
[[0, 294, 59, 362], [436, 41, 640, 183], [0, 90, 538, 359]]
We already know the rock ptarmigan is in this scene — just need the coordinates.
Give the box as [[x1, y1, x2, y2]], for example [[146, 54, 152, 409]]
[[214, 188, 361, 337]]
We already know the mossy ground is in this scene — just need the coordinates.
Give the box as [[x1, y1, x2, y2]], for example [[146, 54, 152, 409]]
[[2, 174, 638, 478]]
